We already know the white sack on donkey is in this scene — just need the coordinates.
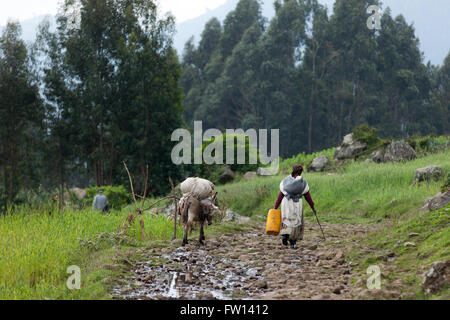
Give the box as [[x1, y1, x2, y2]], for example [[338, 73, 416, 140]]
[[180, 177, 215, 200]]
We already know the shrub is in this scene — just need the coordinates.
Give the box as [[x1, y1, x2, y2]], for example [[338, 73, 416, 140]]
[[407, 135, 450, 153], [0, 186, 6, 213], [84, 185, 131, 209], [353, 124, 380, 147], [201, 133, 263, 173]]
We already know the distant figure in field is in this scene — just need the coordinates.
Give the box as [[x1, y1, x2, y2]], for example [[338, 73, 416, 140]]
[[93, 190, 109, 213]]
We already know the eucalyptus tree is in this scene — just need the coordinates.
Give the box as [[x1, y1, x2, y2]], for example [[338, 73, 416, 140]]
[[37, 0, 185, 195], [0, 22, 42, 208]]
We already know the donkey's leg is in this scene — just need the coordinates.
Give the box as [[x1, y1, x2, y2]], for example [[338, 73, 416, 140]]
[[199, 221, 205, 245], [182, 224, 189, 246]]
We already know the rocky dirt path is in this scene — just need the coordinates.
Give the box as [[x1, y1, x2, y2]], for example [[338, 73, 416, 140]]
[[113, 221, 405, 300]]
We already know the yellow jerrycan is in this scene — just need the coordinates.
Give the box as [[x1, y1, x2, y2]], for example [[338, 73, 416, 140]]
[[266, 209, 282, 236]]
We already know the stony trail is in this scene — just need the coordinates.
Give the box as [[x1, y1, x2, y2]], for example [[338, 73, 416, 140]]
[[113, 221, 405, 300]]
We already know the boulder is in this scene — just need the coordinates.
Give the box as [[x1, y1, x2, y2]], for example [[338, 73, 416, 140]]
[[412, 165, 443, 186], [421, 191, 450, 212], [403, 242, 416, 248], [383, 141, 417, 162], [257, 167, 272, 176], [421, 260, 450, 295], [243, 171, 257, 180], [62, 187, 86, 204], [223, 209, 251, 224], [218, 166, 235, 184], [334, 133, 367, 160], [371, 149, 385, 163], [70, 188, 87, 200], [164, 203, 175, 217], [308, 156, 330, 172]]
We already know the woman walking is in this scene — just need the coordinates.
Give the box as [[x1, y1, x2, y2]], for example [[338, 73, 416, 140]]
[[274, 165, 316, 249]]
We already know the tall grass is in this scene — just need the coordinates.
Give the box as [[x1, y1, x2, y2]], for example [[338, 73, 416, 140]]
[[0, 208, 179, 299], [218, 149, 450, 222]]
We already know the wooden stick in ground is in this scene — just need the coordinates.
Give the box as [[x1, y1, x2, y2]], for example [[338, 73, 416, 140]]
[[169, 176, 178, 241], [313, 208, 326, 241], [139, 165, 149, 213], [123, 161, 137, 209], [141, 195, 178, 212]]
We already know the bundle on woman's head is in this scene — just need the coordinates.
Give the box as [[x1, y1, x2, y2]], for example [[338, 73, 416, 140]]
[[291, 165, 303, 177]]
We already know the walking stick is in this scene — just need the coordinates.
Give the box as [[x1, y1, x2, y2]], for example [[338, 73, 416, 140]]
[[312, 208, 326, 241]]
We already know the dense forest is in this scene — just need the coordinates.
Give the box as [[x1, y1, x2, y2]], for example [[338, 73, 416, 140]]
[[180, 0, 449, 157], [0, 0, 449, 210]]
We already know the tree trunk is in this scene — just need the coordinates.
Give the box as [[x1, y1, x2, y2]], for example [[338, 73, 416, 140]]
[[58, 155, 64, 211], [338, 101, 344, 143], [8, 146, 15, 205], [308, 101, 313, 154]]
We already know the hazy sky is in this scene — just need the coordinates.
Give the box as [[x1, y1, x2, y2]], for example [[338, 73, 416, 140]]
[[0, 0, 228, 26]]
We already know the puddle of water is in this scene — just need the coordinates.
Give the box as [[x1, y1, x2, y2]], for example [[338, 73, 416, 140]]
[[167, 272, 179, 299]]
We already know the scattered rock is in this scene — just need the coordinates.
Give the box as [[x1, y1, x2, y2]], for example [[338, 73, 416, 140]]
[[409, 233, 420, 238], [421, 191, 450, 212], [223, 209, 252, 223], [334, 133, 367, 160], [218, 166, 235, 184], [403, 242, 416, 248], [308, 156, 330, 172], [333, 286, 344, 294], [334, 250, 344, 261], [254, 280, 268, 289], [386, 250, 396, 258], [412, 165, 443, 186], [243, 171, 257, 180], [383, 141, 417, 162], [257, 167, 273, 176], [371, 149, 385, 163], [421, 260, 450, 295], [238, 255, 252, 262], [140, 274, 154, 283], [197, 292, 214, 300]]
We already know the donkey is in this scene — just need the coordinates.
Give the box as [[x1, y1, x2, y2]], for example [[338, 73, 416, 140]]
[[179, 193, 219, 246]]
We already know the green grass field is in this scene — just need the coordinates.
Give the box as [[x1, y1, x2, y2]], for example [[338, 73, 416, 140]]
[[218, 149, 450, 223], [0, 208, 181, 299], [1, 147, 448, 299]]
